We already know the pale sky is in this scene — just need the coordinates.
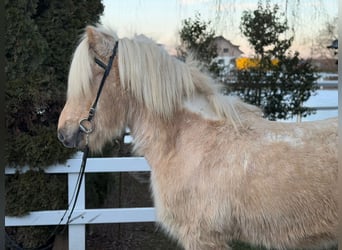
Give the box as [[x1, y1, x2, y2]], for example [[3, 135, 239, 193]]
[[100, 0, 338, 58]]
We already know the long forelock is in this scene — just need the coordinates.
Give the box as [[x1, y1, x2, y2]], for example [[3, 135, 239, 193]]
[[67, 35, 94, 99]]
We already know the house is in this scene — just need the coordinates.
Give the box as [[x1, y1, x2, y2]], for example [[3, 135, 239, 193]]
[[213, 36, 244, 64], [327, 39, 338, 65], [212, 36, 244, 75]]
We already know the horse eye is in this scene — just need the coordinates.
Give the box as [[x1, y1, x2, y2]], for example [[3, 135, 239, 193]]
[[95, 58, 107, 70]]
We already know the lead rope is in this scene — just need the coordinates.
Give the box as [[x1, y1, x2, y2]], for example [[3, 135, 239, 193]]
[[45, 147, 89, 241]]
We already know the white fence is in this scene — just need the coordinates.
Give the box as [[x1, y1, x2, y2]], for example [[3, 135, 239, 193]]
[[5, 154, 155, 250], [316, 72, 338, 89]]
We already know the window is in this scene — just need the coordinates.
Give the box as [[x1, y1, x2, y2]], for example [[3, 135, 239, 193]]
[[223, 48, 229, 53]]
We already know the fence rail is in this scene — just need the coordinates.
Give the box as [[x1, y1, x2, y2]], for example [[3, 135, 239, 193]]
[[5, 155, 155, 250]]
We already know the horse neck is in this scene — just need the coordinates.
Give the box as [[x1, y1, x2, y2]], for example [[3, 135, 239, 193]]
[[127, 101, 183, 162]]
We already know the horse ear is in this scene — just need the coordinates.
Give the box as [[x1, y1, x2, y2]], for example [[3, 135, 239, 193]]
[[86, 26, 101, 50], [86, 26, 114, 56]]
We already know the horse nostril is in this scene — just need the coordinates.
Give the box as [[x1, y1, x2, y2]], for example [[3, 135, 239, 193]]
[[57, 130, 65, 142], [57, 128, 78, 148]]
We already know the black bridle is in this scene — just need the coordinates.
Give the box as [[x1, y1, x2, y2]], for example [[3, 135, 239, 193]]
[[60, 40, 120, 238], [67, 40, 119, 223], [79, 40, 119, 137]]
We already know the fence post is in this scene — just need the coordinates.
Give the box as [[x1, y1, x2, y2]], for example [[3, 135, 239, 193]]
[[68, 172, 86, 250]]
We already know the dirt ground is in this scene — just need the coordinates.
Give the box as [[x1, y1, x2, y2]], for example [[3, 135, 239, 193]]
[[86, 223, 181, 250]]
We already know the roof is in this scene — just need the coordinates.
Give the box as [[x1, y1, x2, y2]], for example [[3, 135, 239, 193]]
[[213, 36, 244, 55], [214, 36, 240, 48]]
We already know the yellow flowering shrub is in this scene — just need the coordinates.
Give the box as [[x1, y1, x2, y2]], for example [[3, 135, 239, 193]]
[[236, 57, 279, 70]]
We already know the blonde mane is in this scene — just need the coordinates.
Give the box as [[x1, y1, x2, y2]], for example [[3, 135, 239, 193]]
[[118, 37, 195, 119], [68, 25, 261, 127]]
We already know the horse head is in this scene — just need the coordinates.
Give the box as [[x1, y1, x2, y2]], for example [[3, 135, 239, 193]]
[[57, 26, 128, 152]]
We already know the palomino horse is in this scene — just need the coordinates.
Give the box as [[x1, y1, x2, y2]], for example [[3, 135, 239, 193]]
[[57, 25, 337, 250]]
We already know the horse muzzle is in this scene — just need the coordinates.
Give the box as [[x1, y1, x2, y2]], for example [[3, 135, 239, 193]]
[[57, 127, 84, 149]]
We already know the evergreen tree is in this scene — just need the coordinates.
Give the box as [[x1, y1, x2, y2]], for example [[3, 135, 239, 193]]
[[229, 0, 317, 120], [178, 13, 220, 76], [5, 0, 104, 167]]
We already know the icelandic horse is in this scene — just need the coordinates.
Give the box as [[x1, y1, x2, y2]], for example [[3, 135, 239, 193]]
[[57, 25, 338, 250]]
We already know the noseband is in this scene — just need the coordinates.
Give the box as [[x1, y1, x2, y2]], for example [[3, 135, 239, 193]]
[[79, 41, 119, 139]]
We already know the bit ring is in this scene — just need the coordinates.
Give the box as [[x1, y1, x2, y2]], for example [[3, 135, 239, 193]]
[[79, 118, 94, 134]]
